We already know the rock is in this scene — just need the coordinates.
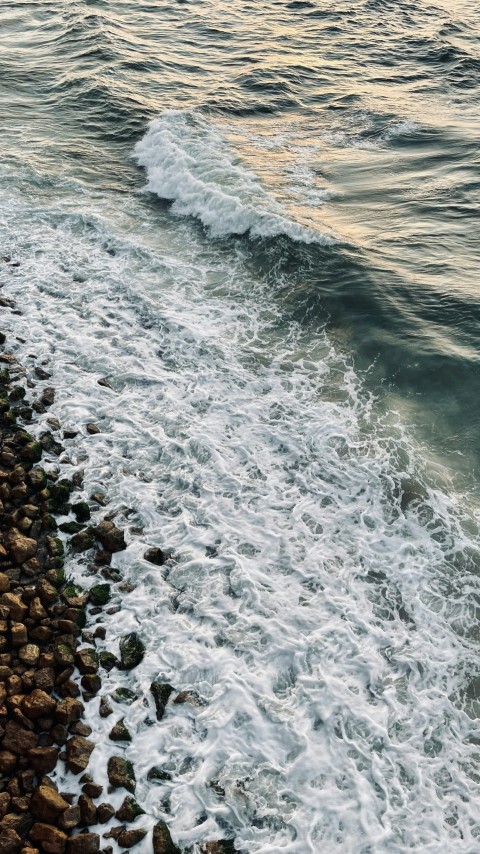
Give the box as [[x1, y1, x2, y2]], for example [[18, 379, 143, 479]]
[[0, 827, 22, 854], [80, 782, 102, 800], [119, 633, 145, 671], [116, 830, 147, 849], [93, 522, 125, 553], [107, 757, 135, 793], [0, 574, 10, 594], [0, 594, 27, 622], [55, 698, 84, 726], [72, 503, 91, 523], [86, 424, 100, 435], [0, 752, 16, 774], [143, 547, 165, 567], [147, 768, 171, 783], [18, 645, 40, 666], [65, 833, 99, 854], [19, 442, 42, 464], [98, 653, 117, 673], [21, 690, 56, 721], [98, 697, 113, 718], [88, 585, 110, 607], [75, 649, 98, 675], [40, 388, 55, 407], [114, 798, 144, 824], [152, 822, 180, 854], [57, 805, 81, 831], [200, 843, 236, 854], [70, 530, 95, 553], [96, 803, 115, 824], [29, 824, 67, 854], [5, 532, 37, 566], [150, 683, 173, 721], [27, 747, 59, 774], [31, 787, 69, 823], [65, 737, 94, 774], [78, 795, 97, 826], [0, 794, 10, 820], [2, 721, 38, 756], [108, 720, 131, 743], [70, 722, 92, 737], [110, 687, 137, 705]]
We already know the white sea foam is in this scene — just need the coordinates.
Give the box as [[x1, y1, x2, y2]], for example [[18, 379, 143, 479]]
[[1, 157, 479, 854], [134, 111, 335, 244]]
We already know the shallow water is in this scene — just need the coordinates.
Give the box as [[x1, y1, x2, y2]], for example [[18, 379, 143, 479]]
[[1, 1, 480, 851]]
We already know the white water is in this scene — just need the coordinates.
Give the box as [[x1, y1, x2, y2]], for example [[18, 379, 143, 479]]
[[1, 120, 480, 853]]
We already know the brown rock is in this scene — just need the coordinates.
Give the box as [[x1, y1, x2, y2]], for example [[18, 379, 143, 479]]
[[115, 798, 144, 823], [22, 690, 56, 720], [152, 822, 180, 854], [5, 533, 37, 566], [31, 787, 69, 823], [65, 737, 94, 774], [0, 827, 22, 854], [107, 757, 135, 793], [0, 793, 11, 819], [18, 646, 40, 666], [55, 698, 83, 726], [75, 650, 98, 675], [116, 830, 147, 849], [29, 823, 67, 854], [0, 752, 16, 774], [33, 669, 55, 693], [29, 599, 47, 621], [96, 804, 114, 824], [65, 833, 99, 854], [2, 721, 38, 756], [57, 805, 80, 832], [0, 575, 10, 594], [11, 624, 28, 647], [93, 522, 125, 553], [86, 424, 100, 435], [80, 783, 102, 800], [28, 747, 58, 774], [0, 594, 27, 622], [78, 795, 96, 826]]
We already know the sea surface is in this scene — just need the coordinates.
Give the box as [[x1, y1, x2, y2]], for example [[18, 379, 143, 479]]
[[1, 1, 480, 851]]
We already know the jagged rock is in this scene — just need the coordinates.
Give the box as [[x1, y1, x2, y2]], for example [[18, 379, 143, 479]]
[[70, 530, 95, 553], [147, 768, 172, 783], [88, 585, 110, 607], [93, 522, 125, 553], [0, 593, 27, 622], [40, 388, 55, 407], [0, 827, 22, 854], [78, 795, 97, 826], [116, 829, 147, 849], [5, 532, 37, 565], [21, 690, 56, 721], [80, 782, 102, 800], [152, 822, 180, 854], [29, 823, 67, 854], [143, 547, 165, 567], [57, 804, 81, 831], [72, 503, 91, 523], [0, 793, 10, 819], [65, 737, 94, 774], [115, 798, 144, 823], [98, 697, 113, 718], [19, 441, 42, 464], [107, 757, 135, 793], [119, 633, 145, 671], [0, 574, 10, 594], [75, 649, 98, 675], [18, 645, 40, 666], [150, 683, 173, 721], [28, 747, 59, 774], [55, 698, 83, 726], [65, 833, 99, 853], [96, 803, 115, 824], [2, 721, 38, 756], [98, 652, 117, 673], [108, 720, 131, 742], [31, 787, 69, 823]]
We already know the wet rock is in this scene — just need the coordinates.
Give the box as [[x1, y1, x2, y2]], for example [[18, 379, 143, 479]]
[[93, 522, 125, 554], [65, 737, 94, 774], [65, 835, 99, 854], [72, 503, 91, 523], [200, 844, 236, 854], [55, 698, 84, 726], [114, 798, 144, 824], [0, 752, 17, 774], [143, 547, 165, 567], [40, 388, 55, 407], [70, 530, 95, 553], [90, 492, 107, 507], [107, 756, 135, 793], [2, 721, 38, 756], [21, 690, 56, 721], [75, 649, 99, 675], [80, 782, 102, 800], [5, 531, 37, 566], [147, 768, 171, 783], [29, 823, 67, 854], [116, 830, 147, 849], [31, 787, 69, 823], [0, 827, 22, 854], [119, 633, 144, 671], [18, 645, 40, 666], [150, 682, 173, 721], [108, 720, 131, 742], [98, 653, 117, 673], [0, 594, 27, 622], [57, 804, 81, 831], [96, 804, 115, 824], [28, 746, 59, 774], [78, 795, 97, 826], [98, 697, 113, 718], [85, 424, 100, 435], [152, 822, 180, 854], [69, 722, 92, 737], [88, 585, 110, 607]]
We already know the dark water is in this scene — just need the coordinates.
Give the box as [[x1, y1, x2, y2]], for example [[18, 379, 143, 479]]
[[1, 1, 480, 851]]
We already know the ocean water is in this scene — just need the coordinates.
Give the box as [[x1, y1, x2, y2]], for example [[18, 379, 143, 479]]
[[1, 1, 480, 851]]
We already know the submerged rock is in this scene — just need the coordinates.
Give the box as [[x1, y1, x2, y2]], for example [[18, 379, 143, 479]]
[[143, 547, 165, 567], [119, 633, 145, 671]]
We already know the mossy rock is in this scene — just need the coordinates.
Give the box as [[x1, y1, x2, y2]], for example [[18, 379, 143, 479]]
[[150, 682, 173, 721], [99, 651, 118, 672], [2, 410, 16, 426], [115, 796, 145, 822], [72, 501, 91, 523], [46, 537, 64, 558], [109, 719, 131, 742], [70, 528, 95, 552], [59, 521, 85, 535], [147, 767, 172, 783], [46, 567, 65, 587], [28, 468, 47, 491], [111, 687, 138, 705], [119, 632, 145, 671], [20, 440, 42, 464], [49, 479, 74, 507], [89, 584, 111, 606], [152, 822, 180, 854], [107, 756, 136, 793]]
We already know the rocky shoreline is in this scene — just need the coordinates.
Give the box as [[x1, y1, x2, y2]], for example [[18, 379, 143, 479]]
[[0, 324, 235, 854]]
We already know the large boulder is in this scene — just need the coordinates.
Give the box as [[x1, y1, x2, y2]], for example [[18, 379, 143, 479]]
[[2, 721, 38, 756], [0, 827, 22, 854], [31, 786, 70, 823]]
